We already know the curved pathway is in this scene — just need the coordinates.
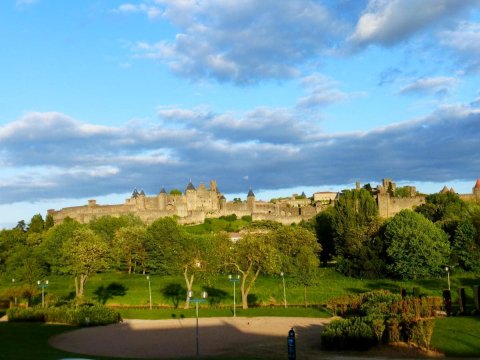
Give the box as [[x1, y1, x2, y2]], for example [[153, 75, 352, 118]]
[[51, 317, 329, 359], [50, 317, 440, 359]]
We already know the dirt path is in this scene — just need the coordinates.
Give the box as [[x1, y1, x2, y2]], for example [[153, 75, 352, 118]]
[[50, 317, 441, 359], [50, 317, 329, 359]]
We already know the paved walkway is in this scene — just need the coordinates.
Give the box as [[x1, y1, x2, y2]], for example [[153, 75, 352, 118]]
[[50, 317, 441, 359], [51, 317, 329, 359]]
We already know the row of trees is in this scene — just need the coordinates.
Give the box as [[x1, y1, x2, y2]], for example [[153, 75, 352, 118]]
[[0, 214, 320, 309], [313, 189, 480, 279]]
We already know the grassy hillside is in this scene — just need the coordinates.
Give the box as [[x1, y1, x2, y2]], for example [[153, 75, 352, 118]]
[[2, 269, 478, 309]]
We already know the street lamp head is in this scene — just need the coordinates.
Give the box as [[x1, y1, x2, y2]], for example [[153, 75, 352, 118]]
[[280, 272, 284, 276], [146, 275, 150, 280], [228, 274, 232, 280], [12, 278, 15, 283], [37, 280, 40, 285], [45, 280, 49, 285], [188, 290, 194, 299], [445, 266, 449, 272], [201, 291, 208, 299]]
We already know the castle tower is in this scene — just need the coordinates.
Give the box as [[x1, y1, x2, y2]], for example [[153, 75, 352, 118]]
[[137, 189, 146, 210], [158, 187, 167, 210], [210, 180, 218, 193], [247, 188, 256, 213], [473, 178, 480, 200], [185, 180, 197, 210], [219, 195, 226, 210]]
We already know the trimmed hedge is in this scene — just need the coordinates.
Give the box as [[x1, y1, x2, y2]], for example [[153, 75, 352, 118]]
[[7, 305, 121, 326], [321, 317, 376, 351]]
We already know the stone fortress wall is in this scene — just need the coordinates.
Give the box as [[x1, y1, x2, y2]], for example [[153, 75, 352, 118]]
[[49, 178, 480, 225]]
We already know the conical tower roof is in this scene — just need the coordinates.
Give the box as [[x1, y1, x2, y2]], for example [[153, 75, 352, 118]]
[[186, 181, 196, 191], [475, 178, 480, 189], [159, 187, 166, 194], [440, 186, 449, 194], [247, 189, 255, 197]]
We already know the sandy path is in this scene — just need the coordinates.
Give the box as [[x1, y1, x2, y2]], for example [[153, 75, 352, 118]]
[[50, 317, 329, 359]]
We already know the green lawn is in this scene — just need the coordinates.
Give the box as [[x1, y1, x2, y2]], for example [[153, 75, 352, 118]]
[[1, 269, 478, 309], [118, 306, 330, 320], [432, 316, 480, 357]]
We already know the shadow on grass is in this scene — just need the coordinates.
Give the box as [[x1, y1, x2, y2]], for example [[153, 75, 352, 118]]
[[94, 283, 128, 305], [161, 283, 186, 309]]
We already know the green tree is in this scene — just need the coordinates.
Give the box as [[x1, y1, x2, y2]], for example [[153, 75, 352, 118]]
[[44, 213, 55, 230], [333, 189, 383, 278], [452, 219, 480, 272], [112, 225, 148, 274], [227, 231, 280, 309], [416, 192, 469, 240], [314, 207, 336, 265], [40, 218, 82, 274], [169, 189, 182, 195], [385, 210, 450, 279], [6, 245, 46, 287], [62, 228, 109, 297], [147, 217, 215, 309]]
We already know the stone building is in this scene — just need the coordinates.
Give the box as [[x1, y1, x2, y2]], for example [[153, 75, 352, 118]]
[[49, 178, 480, 226], [49, 180, 320, 225]]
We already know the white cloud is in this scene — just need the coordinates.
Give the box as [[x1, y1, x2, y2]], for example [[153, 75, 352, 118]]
[[349, 0, 478, 47], [439, 21, 480, 72], [2, 104, 480, 204], [127, 0, 348, 84], [114, 3, 162, 19], [398, 76, 459, 96]]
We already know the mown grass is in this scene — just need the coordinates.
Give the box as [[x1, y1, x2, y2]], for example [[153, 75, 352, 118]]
[[118, 306, 330, 320], [431, 316, 480, 357], [1, 268, 479, 309]]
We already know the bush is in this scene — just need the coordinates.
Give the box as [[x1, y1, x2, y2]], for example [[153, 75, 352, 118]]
[[7, 308, 45, 322], [7, 305, 121, 326], [76, 305, 121, 326], [219, 214, 237, 222], [321, 317, 376, 351]]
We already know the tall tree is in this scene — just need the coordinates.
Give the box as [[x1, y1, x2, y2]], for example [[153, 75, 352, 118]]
[[333, 189, 383, 278], [112, 225, 148, 274], [385, 210, 450, 279], [147, 217, 214, 309], [313, 206, 336, 265], [40, 218, 82, 274], [452, 219, 480, 272], [62, 228, 109, 298], [227, 231, 280, 309]]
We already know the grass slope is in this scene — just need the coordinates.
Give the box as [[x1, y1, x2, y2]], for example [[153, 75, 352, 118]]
[[431, 316, 480, 357]]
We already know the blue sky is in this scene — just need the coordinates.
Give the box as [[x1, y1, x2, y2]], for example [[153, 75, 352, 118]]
[[1, 0, 480, 228]]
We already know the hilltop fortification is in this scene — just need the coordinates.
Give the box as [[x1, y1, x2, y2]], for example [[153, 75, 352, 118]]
[[49, 178, 480, 225]]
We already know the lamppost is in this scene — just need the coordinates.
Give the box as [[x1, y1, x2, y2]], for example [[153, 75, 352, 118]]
[[280, 272, 287, 308], [445, 266, 451, 291], [188, 290, 208, 357], [37, 280, 49, 308], [146, 275, 152, 310], [228, 274, 240, 317], [11, 279, 17, 306]]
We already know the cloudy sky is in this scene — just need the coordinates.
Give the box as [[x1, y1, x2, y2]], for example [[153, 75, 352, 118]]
[[1, 0, 480, 227]]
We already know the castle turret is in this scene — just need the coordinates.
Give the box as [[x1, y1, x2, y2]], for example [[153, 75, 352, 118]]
[[474, 178, 480, 200], [219, 195, 226, 210], [185, 181, 197, 210], [247, 189, 256, 213], [158, 187, 167, 210]]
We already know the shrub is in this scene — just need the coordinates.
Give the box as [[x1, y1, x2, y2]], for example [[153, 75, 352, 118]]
[[7, 305, 120, 326], [321, 317, 376, 351], [76, 305, 121, 326], [7, 308, 45, 322]]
